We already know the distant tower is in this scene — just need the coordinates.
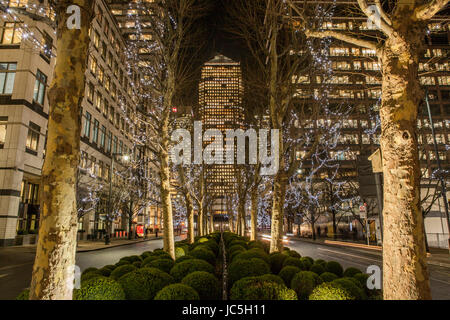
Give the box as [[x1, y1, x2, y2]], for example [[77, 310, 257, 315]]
[[199, 54, 244, 215]]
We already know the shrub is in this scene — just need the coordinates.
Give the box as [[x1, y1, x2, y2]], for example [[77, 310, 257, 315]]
[[299, 257, 313, 270], [204, 240, 219, 255], [16, 289, 30, 300], [309, 282, 353, 300], [233, 248, 270, 265], [189, 248, 216, 266], [353, 273, 369, 287], [118, 267, 174, 300], [132, 261, 142, 268], [82, 267, 98, 275], [197, 237, 209, 243], [288, 250, 302, 258], [146, 259, 175, 274], [140, 251, 152, 259], [120, 255, 142, 264], [151, 251, 173, 261], [291, 271, 323, 300], [228, 240, 247, 249], [320, 272, 339, 283], [81, 271, 103, 283], [74, 277, 125, 300], [176, 255, 194, 264], [343, 267, 362, 278], [230, 276, 297, 300], [331, 278, 366, 300], [247, 241, 265, 251], [175, 247, 186, 259], [278, 266, 301, 287], [325, 261, 344, 277], [228, 245, 246, 255], [182, 271, 221, 300], [228, 258, 270, 285], [98, 267, 112, 277], [283, 257, 303, 269], [154, 284, 199, 300], [115, 260, 130, 267], [229, 250, 244, 263], [170, 259, 214, 282], [142, 255, 160, 266], [259, 274, 285, 286], [110, 264, 137, 280], [314, 259, 326, 267], [310, 264, 326, 275], [269, 253, 288, 274]]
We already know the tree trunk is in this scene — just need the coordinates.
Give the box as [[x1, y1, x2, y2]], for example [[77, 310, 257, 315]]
[[250, 188, 258, 241], [311, 211, 316, 241], [198, 207, 204, 237], [238, 200, 246, 237], [186, 196, 194, 244], [332, 209, 337, 240], [29, 0, 94, 300], [270, 173, 287, 253], [209, 214, 214, 234], [128, 202, 133, 240], [380, 25, 431, 299]]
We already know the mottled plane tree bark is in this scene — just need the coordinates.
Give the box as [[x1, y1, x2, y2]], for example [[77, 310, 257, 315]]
[[28, 0, 95, 300], [288, 0, 449, 300]]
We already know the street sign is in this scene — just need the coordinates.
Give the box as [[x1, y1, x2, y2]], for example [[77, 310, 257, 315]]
[[359, 204, 367, 219]]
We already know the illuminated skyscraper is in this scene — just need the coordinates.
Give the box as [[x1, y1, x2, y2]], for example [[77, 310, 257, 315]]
[[199, 54, 244, 214]]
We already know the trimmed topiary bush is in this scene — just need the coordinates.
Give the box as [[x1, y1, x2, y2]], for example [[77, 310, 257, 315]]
[[99, 266, 114, 277], [146, 259, 175, 274], [309, 282, 353, 300], [228, 258, 270, 285], [110, 264, 137, 280], [343, 267, 362, 278], [81, 267, 98, 275], [154, 284, 199, 300], [259, 274, 285, 286], [132, 261, 142, 268], [288, 250, 301, 258], [291, 271, 323, 300], [118, 267, 174, 300], [299, 257, 313, 270], [182, 271, 221, 300], [115, 260, 130, 267], [142, 255, 160, 266], [119, 255, 142, 264], [140, 251, 152, 259], [331, 278, 366, 300], [151, 251, 173, 261], [269, 253, 288, 274], [74, 277, 125, 300], [204, 240, 219, 255], [228, 245, 246, 255], [170, 259, 215, 282], [247, 241, 265, 251], [353, 273, 369, 287], [81, 271, 103, 283], [325, 261, 344, 277], [310, 263, 326, 275], [233, 248, 270, 265], [278, 266, 301, 287], [230, 276, 297, 300], [283, 257, 303, 269], [314, 259, 326, 267], [189, 247, 216, 266], [175, 247, 187, 259], [228, 240, 247, 249], [16, 289, 30, 300], [320, 272, 339, 283], [176, 255, 194, 264]]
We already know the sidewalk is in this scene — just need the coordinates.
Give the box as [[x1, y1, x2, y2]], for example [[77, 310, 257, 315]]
[[76, 236, 163, 252], [290, 236, 450, 268]]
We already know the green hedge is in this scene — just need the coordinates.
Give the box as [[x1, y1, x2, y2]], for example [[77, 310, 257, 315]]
[[282, 257, 303, 269], [232, 248, 270, 265], [309, 282, 353, 300], [81, 271, 103, 284], [278, 266, 301, 287], [154, 284, 200, 300], [146, 259, 175, 274], [310, 263, 326, 275], [325, 261, 344, 277], [175, 255, 194, 264], [110, 264, 137, 280], [269, 253, 288, 274], [74, 277, 125, 300], [118, 267, 174, 300], [291, 271, 323, 300], [181, 271, 221, 300], [16, 289, 30, 300], [299, 257, 313, 270], [343, 267, 362, 278], [228, 258, 270, 285], [331, 278, 366, 300], [170, 259, 215, 282], [319, 272, 339, 283], [230, 276, 297, 300], [189, 247, 216, 266]]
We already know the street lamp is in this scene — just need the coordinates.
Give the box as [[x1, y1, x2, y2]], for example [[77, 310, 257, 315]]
[[105, 152, 130, 245]]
